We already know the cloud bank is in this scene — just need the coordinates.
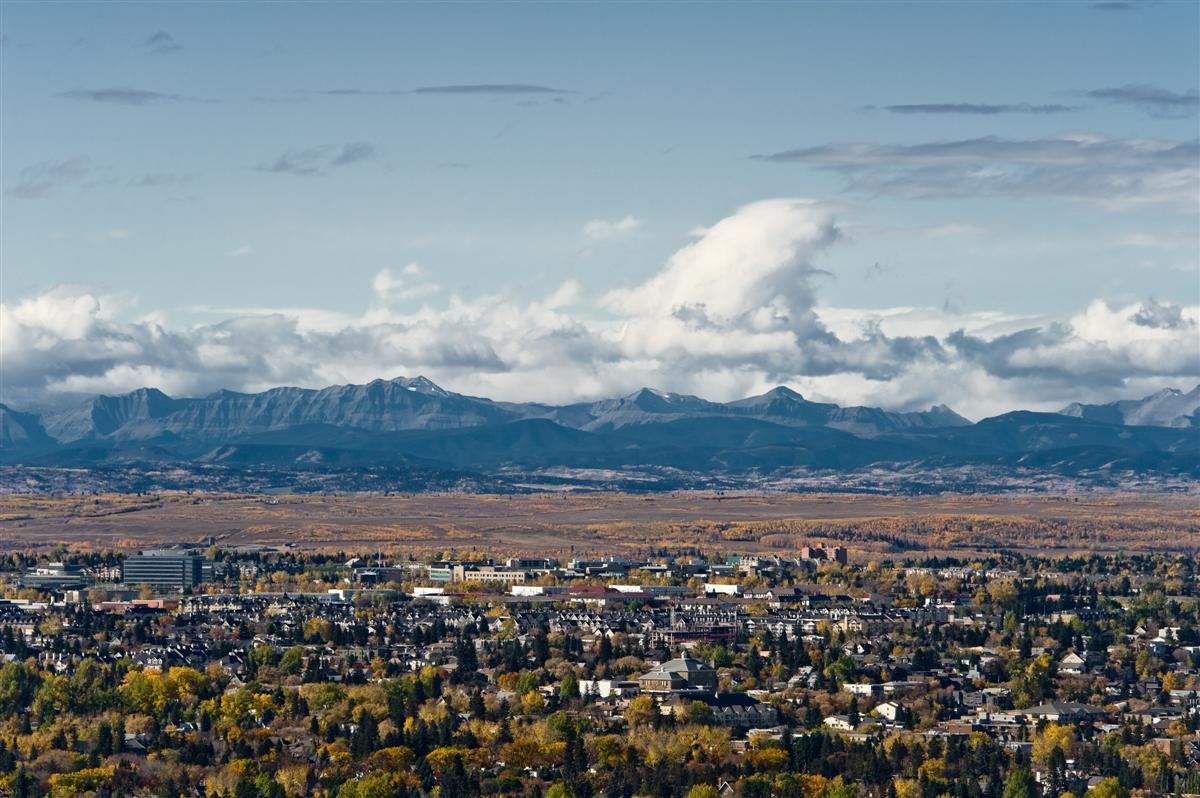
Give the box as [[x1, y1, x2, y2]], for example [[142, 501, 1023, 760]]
[[754, 134, 1199, 209], [315, 84, 570, 97], [872, 103, 1078, 115], [60, 88, 194, 105], [2, 200, 1196, 419], [1086, 84, 1199, 119]]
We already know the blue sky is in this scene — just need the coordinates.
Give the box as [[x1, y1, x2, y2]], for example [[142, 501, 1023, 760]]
[[1, 1, 1198, 416]]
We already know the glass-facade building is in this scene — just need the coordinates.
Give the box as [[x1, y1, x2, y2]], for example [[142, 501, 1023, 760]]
[[122, 551, 207, 591]]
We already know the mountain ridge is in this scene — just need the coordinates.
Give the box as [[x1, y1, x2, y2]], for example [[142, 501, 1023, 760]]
[[2, 379, 1196, 491], [17, 376, 979, 445], [1060, 385, 1200, 428]]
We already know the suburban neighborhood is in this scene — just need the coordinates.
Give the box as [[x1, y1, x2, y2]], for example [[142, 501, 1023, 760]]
[[0, 543, 1197, 797]]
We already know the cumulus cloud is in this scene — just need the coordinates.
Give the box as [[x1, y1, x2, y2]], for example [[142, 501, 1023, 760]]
[[753, 134, 1199, 209], [5, 157, 90, 199], [947, 317, 1170, 386], [582, 215, 641, 241], [372, 263, 440, 303], [1086, 84, 1199, 119], [1130, 298, 1191, 329], [602, 200, 835, 326], [2, 200, 1197, 418]]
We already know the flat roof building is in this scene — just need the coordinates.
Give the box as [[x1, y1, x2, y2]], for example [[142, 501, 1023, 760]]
[[123, 550, 210, 592], [19, 562, 86, 590]]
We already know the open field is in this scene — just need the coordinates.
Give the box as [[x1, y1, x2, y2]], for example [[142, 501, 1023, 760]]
[[1, 491, 1198, 559]]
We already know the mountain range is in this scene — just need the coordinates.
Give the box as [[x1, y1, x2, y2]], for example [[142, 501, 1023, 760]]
[[1, 378, 1197, 489], [1059, 385, 1200, 428]]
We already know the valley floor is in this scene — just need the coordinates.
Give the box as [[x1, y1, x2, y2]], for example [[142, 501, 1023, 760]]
[[1, 491, 1197, 558]]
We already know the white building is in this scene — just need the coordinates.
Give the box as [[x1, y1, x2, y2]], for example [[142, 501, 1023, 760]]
[[579, 679, 640, 698], [874, 701, 902, 722], [824, 715, 855, 731]]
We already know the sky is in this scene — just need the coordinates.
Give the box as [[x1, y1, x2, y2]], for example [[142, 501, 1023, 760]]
[[1, 1, 1198, 419]]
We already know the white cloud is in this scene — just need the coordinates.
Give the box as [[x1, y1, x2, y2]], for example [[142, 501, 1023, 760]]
[[815, 304, 1041, 341], [231, 245, 253, 257], [1117, 232, 1196, 249], [582, 215, 641, 241], [543, 279, 584, 309], [2, 199, 1197, 418], [372, 262, 440, 303], [602, 199, 834, 324]]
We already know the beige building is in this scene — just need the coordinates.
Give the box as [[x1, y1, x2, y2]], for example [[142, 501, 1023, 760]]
[[453, 565, 527, 584], [637, 656, 719, 694]]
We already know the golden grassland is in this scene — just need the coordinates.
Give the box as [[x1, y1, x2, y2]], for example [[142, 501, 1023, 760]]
[[0, 491, 1197, 560]]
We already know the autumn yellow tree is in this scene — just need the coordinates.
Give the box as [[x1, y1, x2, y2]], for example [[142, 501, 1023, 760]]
[[624, 695, 658, 727], [1032, 724, 1075, 768]]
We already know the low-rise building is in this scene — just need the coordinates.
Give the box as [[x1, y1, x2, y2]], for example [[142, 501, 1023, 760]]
[[638, 656, 719, 694]]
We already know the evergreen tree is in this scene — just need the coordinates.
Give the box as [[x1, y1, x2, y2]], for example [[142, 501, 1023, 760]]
[[1002, 769, 1039, 798], [95, 721, 114, 756]]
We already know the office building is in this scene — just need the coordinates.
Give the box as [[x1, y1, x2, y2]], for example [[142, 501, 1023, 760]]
[[19, 562, 87, 590], [123, 550, 209, 592]]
